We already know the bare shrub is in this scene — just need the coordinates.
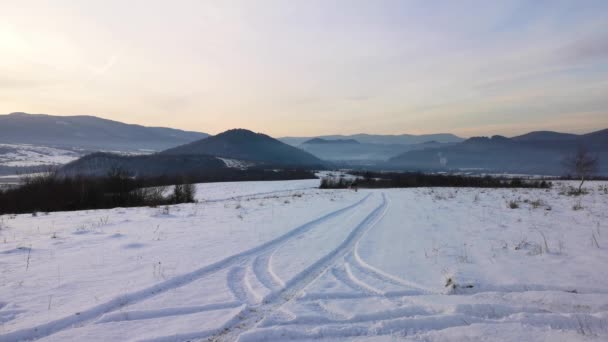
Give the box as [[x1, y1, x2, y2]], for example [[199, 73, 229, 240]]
[[514, 239, 543, 256], [319, 176, 352, 189], [170, 182, 196, 204], [591, 230, 600, 248], [563, 146, 599, 194], [529, 199, 544, 209]]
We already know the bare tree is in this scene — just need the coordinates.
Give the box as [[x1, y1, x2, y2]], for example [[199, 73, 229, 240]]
[[563, 146, 599, 193]]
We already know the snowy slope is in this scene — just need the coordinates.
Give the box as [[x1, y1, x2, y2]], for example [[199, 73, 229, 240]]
[[1, 180, 607, 341], [0, 144, 80, 167], [0, 143, 152, 170]]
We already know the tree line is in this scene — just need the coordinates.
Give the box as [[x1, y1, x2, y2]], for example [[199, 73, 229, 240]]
[[320, 172, 553, 189], [0, 167, 316, 214]]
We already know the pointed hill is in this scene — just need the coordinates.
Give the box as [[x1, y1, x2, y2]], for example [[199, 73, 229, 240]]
[[161, 129, 325, 168]]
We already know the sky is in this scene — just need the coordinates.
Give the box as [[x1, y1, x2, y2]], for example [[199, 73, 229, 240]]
[[1, 0, 608, 138]]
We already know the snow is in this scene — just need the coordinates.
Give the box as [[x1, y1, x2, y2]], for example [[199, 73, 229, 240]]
[[0, 144, 153, 171], [0, 144, 80, 167], [218, 158, 253, 170], [1, 180, 607, 341]]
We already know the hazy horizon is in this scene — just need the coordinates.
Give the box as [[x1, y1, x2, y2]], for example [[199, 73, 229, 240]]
[[2, 1, 608, 137]]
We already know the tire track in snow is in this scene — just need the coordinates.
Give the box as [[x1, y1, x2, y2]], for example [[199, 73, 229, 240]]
[[206, 192, 389, 342], [0, 194, 371, 342], [238, 313, 483, 341], [227, 267, 260, 305], [96, 302, 243, 324], [252, 251, 284, 292], [262, 304, 435, 328], [261, 303, 550, 329], [331, 263, 382, 296], [349, 219, 438, 295]]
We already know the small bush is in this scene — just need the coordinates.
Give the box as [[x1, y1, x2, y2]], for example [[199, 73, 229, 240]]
[[170, 183, 196, 204], [559, 185, 589, 196], [508, 200, 519, 209], [514, 239, 544, 256], [529, 199, 544, 209], [319, 177, 353, 189]]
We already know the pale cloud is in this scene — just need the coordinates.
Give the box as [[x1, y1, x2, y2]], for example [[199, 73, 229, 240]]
[[0, 0, 607, 137]]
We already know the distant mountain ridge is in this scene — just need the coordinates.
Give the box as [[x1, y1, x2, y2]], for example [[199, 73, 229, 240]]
[[0, 112, 208, 151], [512, 131, 579, 142], [281, 133, 463, 162], [388, 129, 608, 175], [6, 111, 605, 176], [303, 138, 360, 145], [280, 133, 463, 146]]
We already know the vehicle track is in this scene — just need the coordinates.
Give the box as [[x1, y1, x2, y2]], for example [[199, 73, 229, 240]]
[[205, 193, 389, 342], [252, 251, 284, 292], [0, 194, 371, 342]]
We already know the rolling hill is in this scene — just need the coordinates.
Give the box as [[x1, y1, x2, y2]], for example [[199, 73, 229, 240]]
[[0, 112, 208, 151], [162, 129, 325, 168]]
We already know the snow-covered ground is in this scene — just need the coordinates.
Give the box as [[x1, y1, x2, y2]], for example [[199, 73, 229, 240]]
[[0, 144, 81, 167], [0, 143, 153, 172], [1, 180, 607, 341]]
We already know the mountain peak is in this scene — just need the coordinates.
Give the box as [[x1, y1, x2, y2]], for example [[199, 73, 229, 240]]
[[162, 128, 324, 167], [512, 131, 578, 142], [214, 129, 271, 141]]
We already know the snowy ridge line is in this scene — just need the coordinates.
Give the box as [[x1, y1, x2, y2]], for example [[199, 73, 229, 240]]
[[0, 194, 371, 342], [95, 302, 243, 324], [208, 193, 389, 342]]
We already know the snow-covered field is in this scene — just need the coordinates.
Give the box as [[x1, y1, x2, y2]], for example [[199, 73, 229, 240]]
[[1, 179, 607, 341], [0, 144, 81, 168], [0, 144, 152, 173]]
